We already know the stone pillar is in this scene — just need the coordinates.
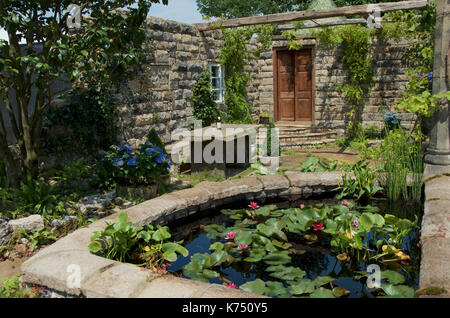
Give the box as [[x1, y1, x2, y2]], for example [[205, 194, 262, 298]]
[[424, 0, 450, 172]]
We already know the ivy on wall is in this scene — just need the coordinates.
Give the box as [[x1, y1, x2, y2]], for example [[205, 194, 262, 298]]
[[218, 25, 276, 124]]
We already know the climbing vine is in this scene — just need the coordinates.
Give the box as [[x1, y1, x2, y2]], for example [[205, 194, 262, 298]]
[[218, 25, 276, 124], [313, 25, 375, 139]]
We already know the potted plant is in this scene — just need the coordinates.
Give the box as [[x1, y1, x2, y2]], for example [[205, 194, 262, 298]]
[[260, 121, 282, 174]]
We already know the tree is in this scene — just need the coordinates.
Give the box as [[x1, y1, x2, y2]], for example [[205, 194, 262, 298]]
[[196, 0, 405, 19], [196, 0, 310, 19], [0, 0, 167, 187]]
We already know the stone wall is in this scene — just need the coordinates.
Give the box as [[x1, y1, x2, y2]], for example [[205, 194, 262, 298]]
[[75, 17, 415, 148], [114, 16, 224, 148]]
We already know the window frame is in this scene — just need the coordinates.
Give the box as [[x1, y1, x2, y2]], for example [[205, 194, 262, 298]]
[[209, 64, 225, 104]]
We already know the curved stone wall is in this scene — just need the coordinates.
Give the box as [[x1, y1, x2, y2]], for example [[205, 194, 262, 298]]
[[20, 172, 347, 298]]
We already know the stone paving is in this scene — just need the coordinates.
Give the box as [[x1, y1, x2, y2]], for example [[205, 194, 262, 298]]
[[418, 170, 450, 297]]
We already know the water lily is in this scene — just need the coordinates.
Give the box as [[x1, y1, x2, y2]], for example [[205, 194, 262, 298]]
[[300, 204, 305, 209], [225, 282, 238, 289], [238, 244, 249, 250], [225, 232, 237, 240], [342, 200, 350, 206], [312, 222, 324, 231], [248, 201, 259, 209], [352, 219, 359, 227]]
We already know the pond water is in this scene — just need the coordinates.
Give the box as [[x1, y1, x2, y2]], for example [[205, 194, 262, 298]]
[[167, 198, 422, 298]]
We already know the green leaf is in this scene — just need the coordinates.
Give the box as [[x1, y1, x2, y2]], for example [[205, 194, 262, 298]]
[[88, 240, 103, 253], [288, 279, 315, 295], [313, 276, 337, 287], [263, 252, 291, 265], [202, 269, 220, 279], [310, 287, 336, 298], [152, 225, 171, 241], [235, 231, 253, 245], [209, 242, 224, 251], [381, 270, 405, 285], [208, 250, 228, 267], [381, 284, 415, 298], [332, 286, 350, 298], [240, 279, 266, 295]]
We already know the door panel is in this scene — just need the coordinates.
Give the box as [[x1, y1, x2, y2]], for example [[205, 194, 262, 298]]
[[277, 51, 296, 121], [295, 49, 312, 121], [276, 49, 313, 122]]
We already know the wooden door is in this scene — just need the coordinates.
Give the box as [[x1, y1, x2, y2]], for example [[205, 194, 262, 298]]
[[275, 49, 313, 122]]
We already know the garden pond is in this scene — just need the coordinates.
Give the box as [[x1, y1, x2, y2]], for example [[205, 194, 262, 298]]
[[166, 198, 422, 298]]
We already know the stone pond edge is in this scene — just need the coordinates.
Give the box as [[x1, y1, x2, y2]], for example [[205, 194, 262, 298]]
[[19, 171, 447, 298]]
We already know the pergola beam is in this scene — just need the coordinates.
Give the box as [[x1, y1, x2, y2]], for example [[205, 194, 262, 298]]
[[277, 18, 369, 30], [193, 0, 428, 31]]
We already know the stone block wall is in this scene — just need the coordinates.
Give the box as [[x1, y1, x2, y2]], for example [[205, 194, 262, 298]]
[[103, 18, 415, 147], [115, 16, 225, 148]]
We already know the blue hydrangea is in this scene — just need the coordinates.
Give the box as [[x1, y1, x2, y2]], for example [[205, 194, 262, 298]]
[[145, 146, 164, 156], [120, 145, 132, 154], [127, 157, 138, 167], [155, 153, 167, 164], [427, 72, 433, 84], [112, 158, 124, 167], [145, 141, 152, 146]]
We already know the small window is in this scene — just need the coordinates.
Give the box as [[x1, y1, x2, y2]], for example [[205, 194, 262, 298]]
[[209, 64, 225, 103]]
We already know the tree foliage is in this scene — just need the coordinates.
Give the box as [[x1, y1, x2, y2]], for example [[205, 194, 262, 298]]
[[196, 0, 405, 19], [0, 0, 167, 186]]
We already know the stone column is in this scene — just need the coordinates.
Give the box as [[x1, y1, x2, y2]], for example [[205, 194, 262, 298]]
[[424, 0, 450, 173]]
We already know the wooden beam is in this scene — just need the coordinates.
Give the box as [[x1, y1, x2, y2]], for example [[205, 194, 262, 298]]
[[277, 18, 368, 30], [193, 0, 428, 31]]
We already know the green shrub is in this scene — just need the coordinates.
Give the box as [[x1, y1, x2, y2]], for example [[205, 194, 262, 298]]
[[147, 128, 168, 155], [88, 212, 188, 270], [262, 121, 281, 157], [191, 71, 219, 127]]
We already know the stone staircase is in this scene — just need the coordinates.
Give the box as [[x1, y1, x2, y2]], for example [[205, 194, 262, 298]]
[[276, 124, 338, 151]]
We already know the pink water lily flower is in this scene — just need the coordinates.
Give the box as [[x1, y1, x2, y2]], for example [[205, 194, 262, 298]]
[[225, 282, 238, 289], [312, 222, 324, 231], [352, 219, 359, 227], [300, 204, 305, 209], [249, 202, 259, 209], [238, 244, 249, 250], [226, 232, 237, 240], [342, 200, 350, 206]]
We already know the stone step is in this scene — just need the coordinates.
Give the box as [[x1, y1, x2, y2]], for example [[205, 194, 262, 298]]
[[281, 138, 336, 150]]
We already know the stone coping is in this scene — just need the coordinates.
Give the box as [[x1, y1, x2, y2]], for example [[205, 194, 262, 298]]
[[20, 171, 346, 298], [418, 169, 450, 297]]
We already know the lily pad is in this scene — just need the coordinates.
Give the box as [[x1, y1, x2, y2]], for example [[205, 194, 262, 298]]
[[240, 279, 266, 295]]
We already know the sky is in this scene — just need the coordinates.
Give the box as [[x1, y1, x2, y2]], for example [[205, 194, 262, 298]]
[[0, 0, 204, 42]]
